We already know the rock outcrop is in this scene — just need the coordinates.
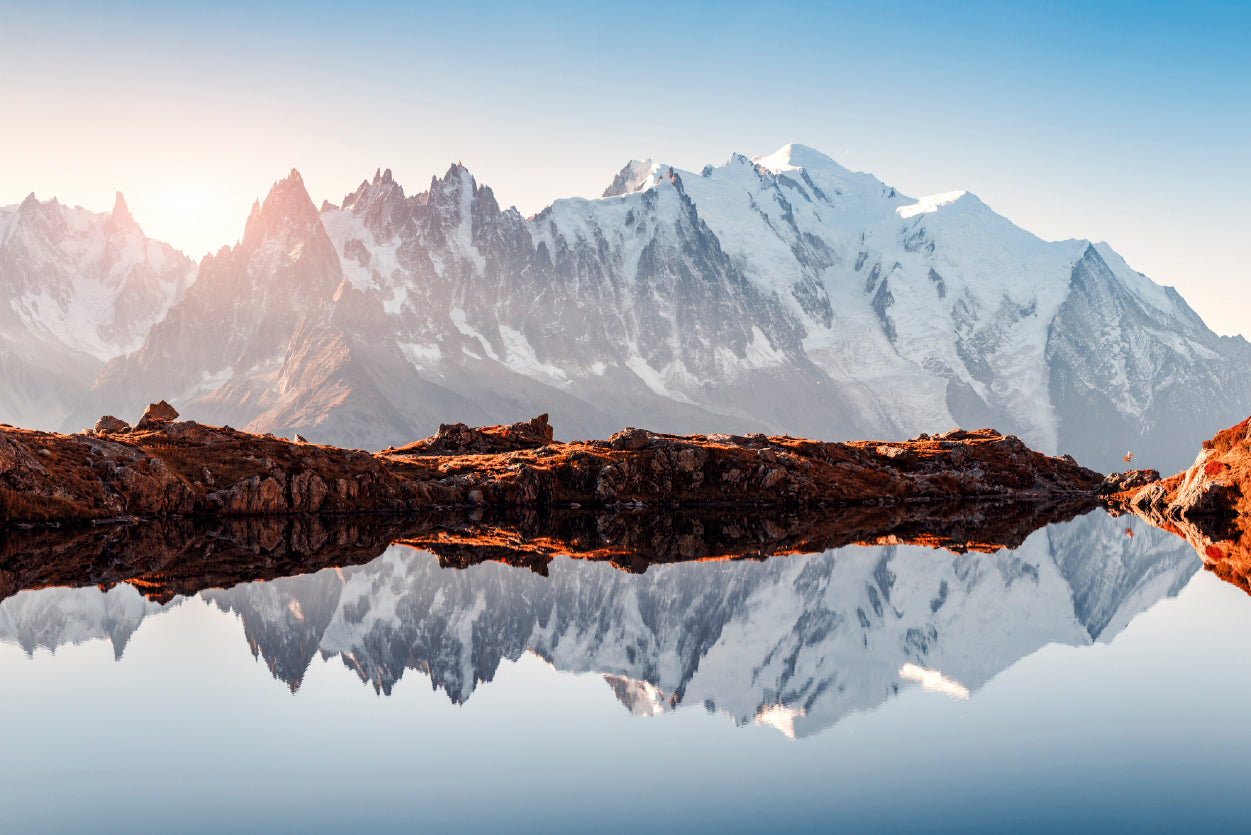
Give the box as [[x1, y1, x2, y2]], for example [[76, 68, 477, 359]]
[[1111, 416, 1251, 595], [0, 415, 1105, 526]]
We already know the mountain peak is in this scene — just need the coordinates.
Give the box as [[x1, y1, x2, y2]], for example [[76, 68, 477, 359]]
[[603, 159, 662, 198], [110, 191, 141, 234], [753, 143, 845, 175], [241, 169, 321, 248]]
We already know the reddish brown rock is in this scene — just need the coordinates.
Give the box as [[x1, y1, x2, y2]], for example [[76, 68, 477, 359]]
[[135, 400, 179, 430], [1112, 416, 1251, 596], [0, 416, 1105, 526], [93, 415, 131, 435], [0, 498, 1099, 603]]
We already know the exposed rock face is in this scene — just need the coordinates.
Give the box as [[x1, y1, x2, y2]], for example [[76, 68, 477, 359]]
[[0, 415, 1104, 525]]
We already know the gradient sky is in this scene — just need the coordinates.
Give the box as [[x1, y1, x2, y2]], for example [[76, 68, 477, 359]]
[[2, 0, 1248, 335]]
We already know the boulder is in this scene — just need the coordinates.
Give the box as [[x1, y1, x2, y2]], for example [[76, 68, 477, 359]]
[[94, 415, 131, 435], [136, 400, 179, 430], [609, 427, 652, 451]]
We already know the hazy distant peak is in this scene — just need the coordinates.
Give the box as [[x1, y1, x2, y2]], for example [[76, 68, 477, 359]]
[[110, 191, 141, 234], [242, 168, 321, 247]]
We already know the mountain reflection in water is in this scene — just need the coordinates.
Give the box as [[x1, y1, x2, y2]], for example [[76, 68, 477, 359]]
[[0, 505, 1196, 739]]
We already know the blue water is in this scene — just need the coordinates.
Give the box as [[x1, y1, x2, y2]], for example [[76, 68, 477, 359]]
[[0, 510, 1245, 833]]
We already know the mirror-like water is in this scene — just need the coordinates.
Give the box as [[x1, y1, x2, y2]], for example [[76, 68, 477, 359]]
[[1, 509, 1246, 833]]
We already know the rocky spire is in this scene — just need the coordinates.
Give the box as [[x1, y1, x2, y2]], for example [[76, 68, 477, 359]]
[[110, 192, 141, 234], [241, 168, 322, 249]]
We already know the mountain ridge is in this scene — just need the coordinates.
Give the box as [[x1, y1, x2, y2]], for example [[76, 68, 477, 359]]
[[4, 143, 1246, 473]]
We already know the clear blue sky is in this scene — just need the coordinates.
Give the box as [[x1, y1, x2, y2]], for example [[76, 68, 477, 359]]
[[2, 0, 1248, 334]]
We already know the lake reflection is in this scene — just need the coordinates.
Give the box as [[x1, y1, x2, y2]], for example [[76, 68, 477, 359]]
[[0, 509, 1197, 738], [7, 507, 1251, 833]]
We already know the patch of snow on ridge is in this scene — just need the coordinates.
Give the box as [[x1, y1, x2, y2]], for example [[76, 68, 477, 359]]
[[499, 325, 568, 385], [716, 326, 788, 373], [319, 208, 402, 297], [897, 190, 969, 219], [399, 342, 442, 371], [450, 308, 499, 361], [625, 354, 672, 398]]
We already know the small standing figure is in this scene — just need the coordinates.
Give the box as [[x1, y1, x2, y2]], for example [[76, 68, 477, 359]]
[[1124, 451, 1134, 465], [1124, 527, 1134, 538]]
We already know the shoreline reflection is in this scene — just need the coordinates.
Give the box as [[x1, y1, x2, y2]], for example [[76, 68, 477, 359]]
[[0, 506, 1197, 738]]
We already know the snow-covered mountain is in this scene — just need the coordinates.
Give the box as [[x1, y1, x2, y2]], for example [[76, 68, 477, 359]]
[[0, 193, 193, 429], [1, 511, 1197, 738], [0, 583, 172, 660], [66, 145, 1249, 472], [224, 510, 1196, 738]]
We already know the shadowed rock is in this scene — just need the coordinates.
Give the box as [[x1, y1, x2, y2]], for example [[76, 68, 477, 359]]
[[0, 497, 1099, 603]]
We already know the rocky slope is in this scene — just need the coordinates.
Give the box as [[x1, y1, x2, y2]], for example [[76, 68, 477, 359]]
[[0, 193, 193, 430], [67, 146, 1251, 473], [0, 410, 1104, 526], [1114, 415, 1251, 595]]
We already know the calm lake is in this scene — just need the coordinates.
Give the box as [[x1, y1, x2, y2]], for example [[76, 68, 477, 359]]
[[1, 508, 1246, 833]]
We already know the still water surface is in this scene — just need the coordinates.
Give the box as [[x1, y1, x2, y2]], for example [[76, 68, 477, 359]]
[[0, 510, 1246, 833]]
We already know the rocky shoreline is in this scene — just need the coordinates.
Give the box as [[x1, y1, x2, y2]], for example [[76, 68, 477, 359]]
[[20, 402, 1251, 599], [1108, 416, 1251, 595], [0, 406, 1109, 527]]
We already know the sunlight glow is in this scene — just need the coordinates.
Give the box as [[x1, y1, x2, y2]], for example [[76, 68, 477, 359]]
[[129, 178, 247, 259]]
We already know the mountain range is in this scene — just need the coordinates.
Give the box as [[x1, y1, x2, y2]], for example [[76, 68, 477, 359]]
[[3, 144, 1247, 472], [0, 511, 1198, 739], [0, 193, 192, 430]]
